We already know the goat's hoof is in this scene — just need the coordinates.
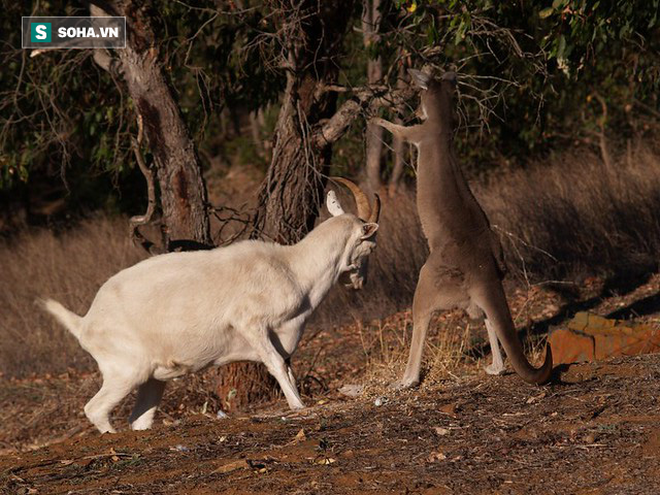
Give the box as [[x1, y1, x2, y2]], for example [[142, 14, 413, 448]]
[[484, 364, 506, 376], [130, 422, 153, 431]]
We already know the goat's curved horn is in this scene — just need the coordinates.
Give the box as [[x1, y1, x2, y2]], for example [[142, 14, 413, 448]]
[[330, 177, 372, 221], [369, 193, 381, 223]]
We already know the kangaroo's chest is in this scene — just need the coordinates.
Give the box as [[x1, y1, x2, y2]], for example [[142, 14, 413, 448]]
[[415, 145, 494, 264]]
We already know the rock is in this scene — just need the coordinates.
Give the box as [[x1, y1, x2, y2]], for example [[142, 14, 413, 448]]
[[549, 312, 660, 365], [338, 384, 365, 397], [294, 428, 306, 443], [213, 459, 248, 474], [426, 450, 447, 462]]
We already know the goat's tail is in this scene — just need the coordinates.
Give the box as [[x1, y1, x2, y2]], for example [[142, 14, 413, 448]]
[[39, 298, 84, 340]]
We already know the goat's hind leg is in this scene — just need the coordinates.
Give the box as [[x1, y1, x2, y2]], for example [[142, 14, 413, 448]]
[[284, 357, 298, 390], [130, 378, 166, 430], [85, 373, 139, 433]]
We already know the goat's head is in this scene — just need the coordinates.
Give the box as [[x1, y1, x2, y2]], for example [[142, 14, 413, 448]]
[[326, 177, 380, 290], [408, 68, 457, 131]]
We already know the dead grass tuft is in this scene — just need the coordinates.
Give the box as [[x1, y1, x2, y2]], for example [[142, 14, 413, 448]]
[[356, 311, 478, 389]]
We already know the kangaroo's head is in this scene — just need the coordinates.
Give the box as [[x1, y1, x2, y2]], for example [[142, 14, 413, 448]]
[[326, 177, 380, 290], [408, 69, 457, 132]]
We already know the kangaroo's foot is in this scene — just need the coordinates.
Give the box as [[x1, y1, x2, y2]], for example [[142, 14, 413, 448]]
[[391, 376, 420, 390], [484, 362, 506, 376]]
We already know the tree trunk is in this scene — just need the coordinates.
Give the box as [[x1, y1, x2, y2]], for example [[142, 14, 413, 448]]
[[216, 362, 281, 412], [362, 0, 384, 192], [253, 0, 355, 242], [218, 0, 355, 410], [92, 1, 212, 251], [389, 62, 408, 196]]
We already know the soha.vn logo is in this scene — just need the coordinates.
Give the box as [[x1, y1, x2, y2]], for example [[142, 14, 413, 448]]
[[30, 22, 120, 42], [30, 23, 51, 43]]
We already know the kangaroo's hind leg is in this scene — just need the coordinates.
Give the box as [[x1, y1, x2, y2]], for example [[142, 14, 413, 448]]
[[397, 259, 467, 389], [484, 318, 506, 375]]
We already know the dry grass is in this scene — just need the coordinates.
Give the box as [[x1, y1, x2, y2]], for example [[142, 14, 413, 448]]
[[2, 142, 660, 380], [354, 311, 478, 388], [478, 144, 660, 283], [0, 217, 146, 377], [323, 142, 660, 383]]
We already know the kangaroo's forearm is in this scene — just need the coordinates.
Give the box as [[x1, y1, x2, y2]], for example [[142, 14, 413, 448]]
[[372, 118, 423, 143]]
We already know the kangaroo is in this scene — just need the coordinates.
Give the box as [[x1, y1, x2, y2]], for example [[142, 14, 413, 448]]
[[373, 69, 552, 388]]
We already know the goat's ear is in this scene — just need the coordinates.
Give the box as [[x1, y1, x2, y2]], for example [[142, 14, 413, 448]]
[[360, 222, 379, 239], [326, 190, 345, 217], [408, 69, 432, 90]]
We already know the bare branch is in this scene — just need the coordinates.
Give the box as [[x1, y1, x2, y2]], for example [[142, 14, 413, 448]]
[[313, 86, 408, 148], [128, 115, 162, 255]]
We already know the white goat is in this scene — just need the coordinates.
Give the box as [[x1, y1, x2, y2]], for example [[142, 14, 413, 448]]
[[41, 178, 380, 433]]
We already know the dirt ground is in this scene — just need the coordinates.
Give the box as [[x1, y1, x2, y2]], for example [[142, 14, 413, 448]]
[[2, 275, 660, 494], [2, 355, 660, 494]]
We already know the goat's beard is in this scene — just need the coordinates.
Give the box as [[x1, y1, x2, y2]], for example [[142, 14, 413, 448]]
[[339, 269, 364, 290]]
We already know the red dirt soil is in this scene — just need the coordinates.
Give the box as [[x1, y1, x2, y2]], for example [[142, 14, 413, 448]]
[[3, 276, 660, 494], [2, 355, 660, 494]]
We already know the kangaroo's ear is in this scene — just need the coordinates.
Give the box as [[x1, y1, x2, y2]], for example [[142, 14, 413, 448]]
[[360, 222, 379, 239], [326, 190, 345, 217], [408, 69, 433, 90], [440, 71, 457, 86]]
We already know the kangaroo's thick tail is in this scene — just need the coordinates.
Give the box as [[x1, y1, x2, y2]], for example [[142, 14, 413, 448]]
[[38, 298, 84, 340], [476, 284, 553, 385]]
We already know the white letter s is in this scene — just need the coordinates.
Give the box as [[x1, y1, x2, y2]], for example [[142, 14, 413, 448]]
[[35, 25, 47, 40]]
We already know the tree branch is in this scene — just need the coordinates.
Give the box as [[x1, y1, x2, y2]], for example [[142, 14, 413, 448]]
[[128, 115, 162, 255], [313, 86, 408, 148]]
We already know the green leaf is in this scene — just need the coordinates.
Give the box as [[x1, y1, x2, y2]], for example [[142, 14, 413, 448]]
[[557, 34, 566, 59], [539, 7, 554, 19]]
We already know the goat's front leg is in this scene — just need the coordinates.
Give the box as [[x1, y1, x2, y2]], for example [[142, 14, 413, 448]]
[[242, 324, 305, 410], [285, 357, 297, 390], [270, 318, 306, 393]]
